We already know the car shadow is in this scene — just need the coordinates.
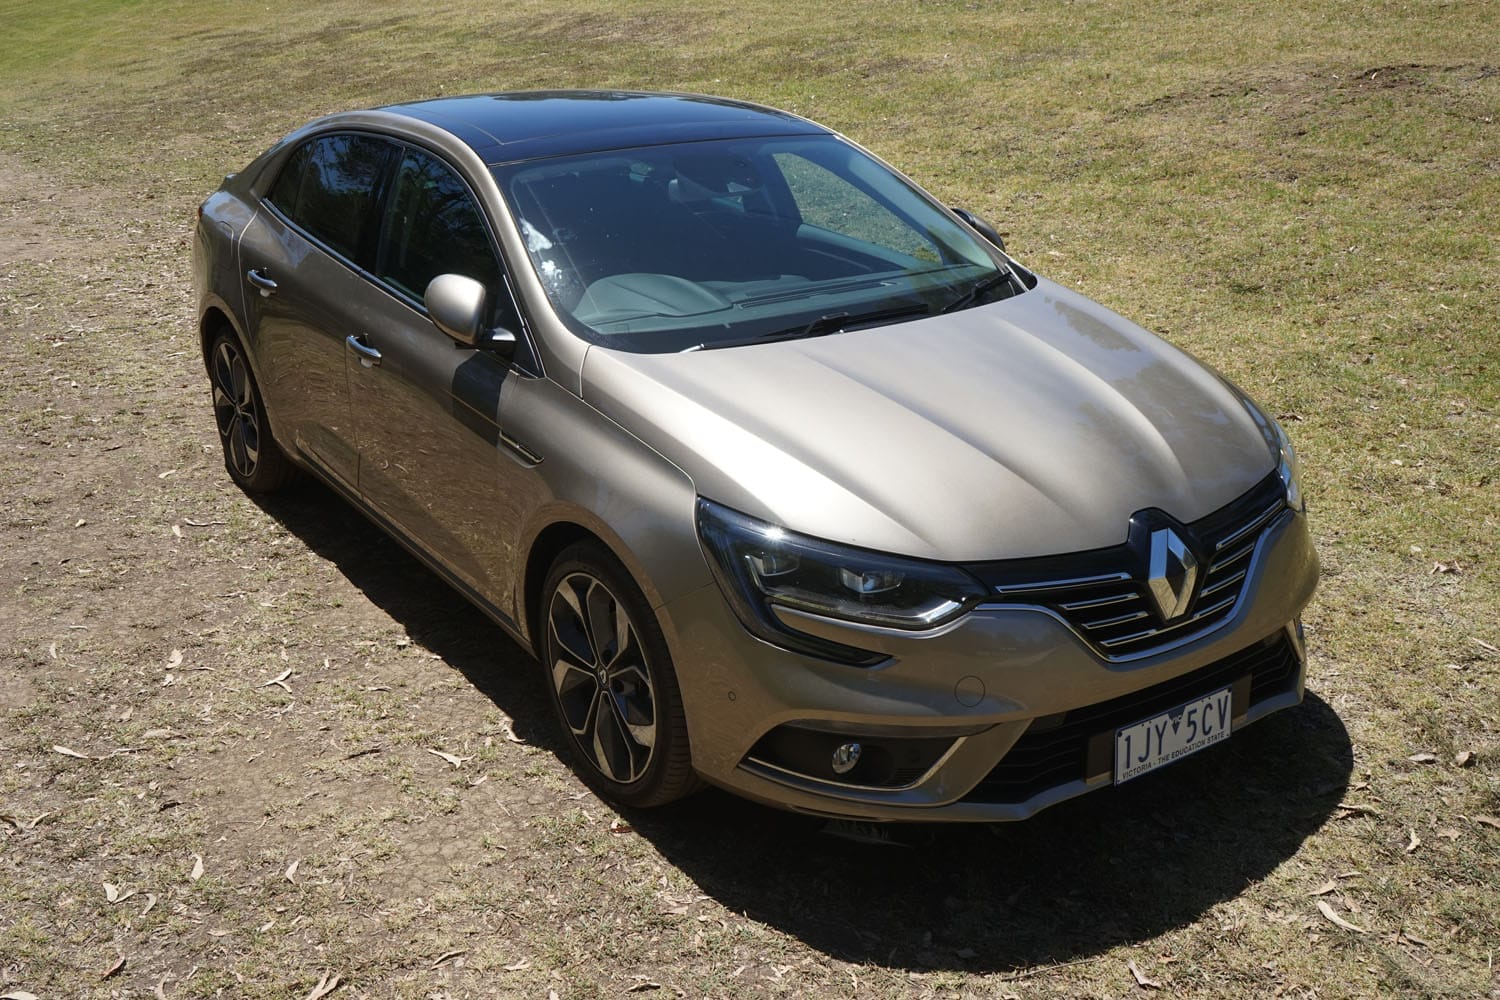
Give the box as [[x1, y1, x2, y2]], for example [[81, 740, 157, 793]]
[[249, 479, 561, 749], [252, 479, 1353, 975], [634, 695, 1351, 973]]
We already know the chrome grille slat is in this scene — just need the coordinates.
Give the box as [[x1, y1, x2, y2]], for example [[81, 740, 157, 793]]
[[1189, 593, 1237, 620], [1200, 569, 1247, 599], [1214, 499, 1284, 553], [992, 572, 1131, 596], [1080, 610, 1150, 630], [1058, 592, 1140, 612], [1211, 542, 1255, 572]]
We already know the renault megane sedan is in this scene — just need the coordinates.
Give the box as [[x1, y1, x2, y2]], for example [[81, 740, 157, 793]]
[[192, 90, 1318, 821]]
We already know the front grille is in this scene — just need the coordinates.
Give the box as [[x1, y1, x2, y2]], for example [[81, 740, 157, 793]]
[[962, 631, 1301, 805], [969, 472, 1287, 659]]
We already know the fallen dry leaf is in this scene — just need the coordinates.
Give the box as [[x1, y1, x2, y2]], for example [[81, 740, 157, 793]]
[[1310, 879, 1338, 896], [2, 991, 42, 1000], [504, 958, 532, 972], [171, 524, 183, 538], [189, 854, 204, 881], [260, 668, 293, 692], [609, 818, 635, 835], [1128, 959, 1162, 989], [1407, 752, 1437, 764], [285, 859, 300, 883], [1473, 637, 1498, 654], [1473, 815, 1500, 830], [1336, 802, 1381, 816], [1454, 750, 1474, 767], [101, 954, 126, 979], [626, 980, 662, 994], [52, 745, 92, 760], [1430, 560, 1463, 575], [1404, 829, 1421, 854], [1437, 828, 1460, 841], [140, 893, 157, 916], [1401, 930, 1430, 948], [166, 649, 183, 669], [154, 974, 171, 1000], [303, 972, 341, 1000], [1316, 900, 1367, 934], [431, 949, 467, 969], [3, 811, 53, 831], [426, 748, 473, 768]]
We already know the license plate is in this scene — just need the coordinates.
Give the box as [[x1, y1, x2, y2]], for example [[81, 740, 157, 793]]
[[1114, 686, 1233, 785]]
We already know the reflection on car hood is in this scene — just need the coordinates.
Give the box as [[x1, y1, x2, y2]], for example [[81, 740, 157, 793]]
[[581, 278, 1276, 561]]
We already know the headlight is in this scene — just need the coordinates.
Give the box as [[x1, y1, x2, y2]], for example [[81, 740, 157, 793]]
[[696, 499, 987, 664], [1271, 417, 1305, 512], [1241, 395, 1306, 513]]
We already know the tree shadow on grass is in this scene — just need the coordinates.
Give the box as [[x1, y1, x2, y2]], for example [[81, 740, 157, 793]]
[[254, 479, 1352, 975]]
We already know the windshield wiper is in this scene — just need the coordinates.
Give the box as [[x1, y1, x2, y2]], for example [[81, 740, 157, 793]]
[[688, 302, 932, 352], [939, 269, 1020, 314]]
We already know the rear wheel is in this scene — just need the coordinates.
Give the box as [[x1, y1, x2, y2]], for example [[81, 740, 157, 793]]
[[540, 542, 698, 807], [208, 330, 297, 493]]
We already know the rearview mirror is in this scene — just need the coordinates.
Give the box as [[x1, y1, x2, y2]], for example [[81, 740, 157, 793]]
[[950, 207, 1006, 252], [425, 273, 516, 358]]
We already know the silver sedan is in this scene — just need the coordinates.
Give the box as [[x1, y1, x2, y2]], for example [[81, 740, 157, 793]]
[[192, 91, 1318, 821]]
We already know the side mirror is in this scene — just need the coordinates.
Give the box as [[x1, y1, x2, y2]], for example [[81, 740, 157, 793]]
[[950, 207, 1006, 252], [425, 273, 517, 358]]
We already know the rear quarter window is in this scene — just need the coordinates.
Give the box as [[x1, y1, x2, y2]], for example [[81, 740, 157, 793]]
[[264, 134, 393, 265]]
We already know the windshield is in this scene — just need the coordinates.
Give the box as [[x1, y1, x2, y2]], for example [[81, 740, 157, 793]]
[[494, 135, 1020, 352]]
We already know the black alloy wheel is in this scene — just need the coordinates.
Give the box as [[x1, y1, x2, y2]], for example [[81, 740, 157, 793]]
[[208, 331, 296, 493], [541, 542, 697, 807]]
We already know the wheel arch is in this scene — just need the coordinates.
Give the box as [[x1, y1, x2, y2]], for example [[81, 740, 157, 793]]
[[516, 497, 708, 657], [197, 300, 243, 372]]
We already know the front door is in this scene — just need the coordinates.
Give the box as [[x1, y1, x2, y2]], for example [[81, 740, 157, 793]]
[[346, 145, 544, 611]]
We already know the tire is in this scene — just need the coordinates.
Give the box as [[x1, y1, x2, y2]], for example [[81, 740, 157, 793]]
[[207, 330, 298, 494], [540, 542, 699, 808]]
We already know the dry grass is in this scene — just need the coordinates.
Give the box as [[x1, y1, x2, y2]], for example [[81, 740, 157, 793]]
[[0, 1, 1496, 997]]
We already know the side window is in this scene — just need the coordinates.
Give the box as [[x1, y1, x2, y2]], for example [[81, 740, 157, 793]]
[[772, 152, 940, 264], [264, 134, 393, 265], [265, 143, 309, 215], [377, 148, 504, 306]]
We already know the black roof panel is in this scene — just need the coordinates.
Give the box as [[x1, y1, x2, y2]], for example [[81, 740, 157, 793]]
[[381, 91, 828, 163]]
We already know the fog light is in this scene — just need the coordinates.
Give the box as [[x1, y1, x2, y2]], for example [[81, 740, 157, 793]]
[[831, 742, 863, 774]]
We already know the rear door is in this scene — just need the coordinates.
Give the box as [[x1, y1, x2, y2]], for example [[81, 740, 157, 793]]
[[237, 133, 397, 489]]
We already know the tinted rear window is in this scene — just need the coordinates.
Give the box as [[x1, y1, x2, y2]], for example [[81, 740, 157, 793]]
[[265, 134, 393, 264]]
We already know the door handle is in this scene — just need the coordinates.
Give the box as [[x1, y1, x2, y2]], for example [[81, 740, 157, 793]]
[[346, 334, 382, 367], [246, 268, 278, 296]]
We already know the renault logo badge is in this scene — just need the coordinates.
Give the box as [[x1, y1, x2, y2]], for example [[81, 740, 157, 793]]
[[1146, 527, 1198, 621]]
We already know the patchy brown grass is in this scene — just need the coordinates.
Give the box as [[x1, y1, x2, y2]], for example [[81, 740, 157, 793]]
[[1, 1, 1497, 997]]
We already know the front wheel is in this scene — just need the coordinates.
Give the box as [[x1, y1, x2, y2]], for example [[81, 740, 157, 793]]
[[540, 542, 698, 808], [208, 330, 297, 493]]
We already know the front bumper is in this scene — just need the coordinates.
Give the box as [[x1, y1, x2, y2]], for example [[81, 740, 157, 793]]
[[656, 507, 1319, 822]]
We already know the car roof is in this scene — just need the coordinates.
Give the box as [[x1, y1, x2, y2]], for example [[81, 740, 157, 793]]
[[377, 90, 829, 164]]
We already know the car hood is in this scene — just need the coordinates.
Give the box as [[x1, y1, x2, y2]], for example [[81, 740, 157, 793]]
[[580, 277, 1277, 561]]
